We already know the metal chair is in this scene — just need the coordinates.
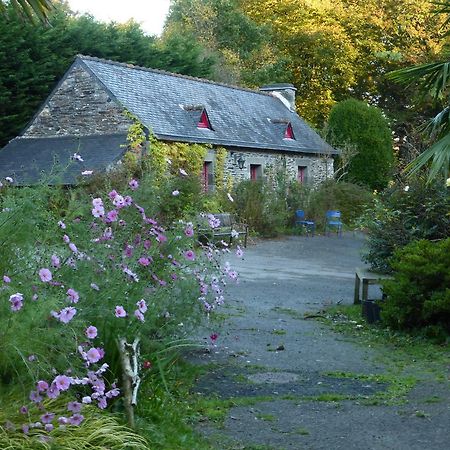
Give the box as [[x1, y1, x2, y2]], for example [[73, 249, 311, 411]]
[[295, 210, 315, 236], [325, 210, 343, 236]]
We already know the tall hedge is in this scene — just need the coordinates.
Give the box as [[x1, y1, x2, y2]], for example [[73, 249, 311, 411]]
[[327, 99, 394, 190]]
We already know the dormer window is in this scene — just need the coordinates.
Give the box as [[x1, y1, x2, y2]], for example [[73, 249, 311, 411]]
[[197, 109, 212, 129], [284, 122, 295, 140]]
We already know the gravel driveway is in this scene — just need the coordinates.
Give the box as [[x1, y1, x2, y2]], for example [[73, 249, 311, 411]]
[[191, 234, 450, 450]]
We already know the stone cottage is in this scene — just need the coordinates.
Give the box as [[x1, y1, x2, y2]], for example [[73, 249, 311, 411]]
[[0, 55, 337, 185]]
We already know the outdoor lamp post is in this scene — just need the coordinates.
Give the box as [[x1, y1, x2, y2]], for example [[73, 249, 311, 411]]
[[237, 156, 246, 170]]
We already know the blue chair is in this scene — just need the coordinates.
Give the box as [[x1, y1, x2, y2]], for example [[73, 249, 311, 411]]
[[295, 210, 315, 236], [325, 210, 343, 236]]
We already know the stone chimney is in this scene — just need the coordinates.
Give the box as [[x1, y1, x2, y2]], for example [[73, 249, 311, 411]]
[[259, 83, 297, 112]]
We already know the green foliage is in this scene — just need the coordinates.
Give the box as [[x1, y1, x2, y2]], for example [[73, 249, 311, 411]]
[[0, 2, 214, 146], [305, 179, 373, 229], [327, 99, 394, 190], [381, 239, 450, 336], [361, 178, 450, 273]]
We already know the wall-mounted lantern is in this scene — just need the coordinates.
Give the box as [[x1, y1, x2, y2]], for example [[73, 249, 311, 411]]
[[236, 156, 246, 170]]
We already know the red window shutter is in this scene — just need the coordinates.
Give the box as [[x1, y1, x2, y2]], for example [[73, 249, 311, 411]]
[[284, 123, 295, 139], [250, 165, 257, 181], [297, 166, 305, 183], [202, 162, 209, 191], [198, 110, 211, 129]]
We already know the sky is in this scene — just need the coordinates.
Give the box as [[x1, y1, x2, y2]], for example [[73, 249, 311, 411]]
[[67, 0, 171, 36]]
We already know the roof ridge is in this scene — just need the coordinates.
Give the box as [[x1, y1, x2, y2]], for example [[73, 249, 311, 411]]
[[76, 54, 273, 97]]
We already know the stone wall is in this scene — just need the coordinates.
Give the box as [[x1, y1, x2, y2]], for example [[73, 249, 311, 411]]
[[219, 148, 333, 187], [23, 62, 132, 137]]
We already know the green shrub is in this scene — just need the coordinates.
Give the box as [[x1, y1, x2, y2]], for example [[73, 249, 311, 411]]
[[233, 180, 289, 236], [381, 238, 450, 335], [361, 178, 450, 273], [327, 99, 394, 190], [305, 180, 373, 229]]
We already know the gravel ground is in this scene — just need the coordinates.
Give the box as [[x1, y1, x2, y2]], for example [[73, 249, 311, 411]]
[[190, 234, 450, 450]]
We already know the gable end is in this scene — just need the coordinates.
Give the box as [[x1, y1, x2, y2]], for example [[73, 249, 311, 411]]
[[23, 61, 132, 138]]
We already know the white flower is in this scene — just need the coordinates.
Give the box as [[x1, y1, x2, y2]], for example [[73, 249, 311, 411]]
[[179, 168, 188, 176], [72, 153, 84, 162], [446, 177, 450, 187], [172, 190, 180, 196], [81, 170, 93, 175], [5, 177, 13, 183], [404, 185, 410, 192], [227, 193, 234, 202]]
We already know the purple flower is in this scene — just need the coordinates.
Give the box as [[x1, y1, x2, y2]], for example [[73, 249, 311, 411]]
[[3, 275, 11, 283], [92, 205, 105, 218], [106, 210, 118, 222], [29, 390, 43, 403], [67, 402, 82, 413], [36, 380, 49, 392], [20, 406, 28, 414], [136, 299, 148, 313], [69, 242, 78, 254], [85, 326, 98, 339], [9, 293, 24, 312], [129, 179, 139, 190], [66, 288, 79, 303], [124, 245, 134, 258], [45, 424, 54, 432], [108, 190, 118, 200], [184, 250, 196, 261], [58, 307, 77, 324], [236, 246, 244, 258], [184, 226, 194, 237], [58, 416, 68, 425], [138, 257, 151, 266], [54, 375, 71, 391], [82, 396, 92, 404], [86, 347, 102, 364], [39, 268, 52, 282], [40, 412, 55, 424], [115, 306, 127, 318], [112, 194, 125, 208], [97, 396, 108, 409], [172, 190, 180, 196], [124, 195, 133, 206], [143, 240, 151, 250], [90, 283, 100, 291], [57, 220, 66, 229], [63, 234, 70, 243], [69, 414, 84, 426], [51, 254, 61, 268], [134, 310, 145, 322]]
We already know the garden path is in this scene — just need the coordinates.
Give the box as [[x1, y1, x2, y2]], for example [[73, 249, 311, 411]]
[[190, 234, 450, 450]]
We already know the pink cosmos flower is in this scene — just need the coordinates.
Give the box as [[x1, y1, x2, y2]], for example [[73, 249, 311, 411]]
[[57, 220, 66, 229], [184, 250, 196, 261], [106, 210, 118, 222], [86, 347, 102, 364], [39, 268, 52, 282], [108, 190, 118, 200], [58, 307, 77, 324], [69, 414, 84, 426], [3, 275, 11, 283], [124, 195, 133, 206], [184, 226, 194, 237], [134, 310, 145, 322], [115, 306, 127, 318], [92, 197, 103, 207], [156, 233, 167, 243], [136, 299, 148, 313], [40, 412, 55, 424], [112, 194, 125, 208], [85, 326, 98, 339], [9, 293, 24, 311], [37, 380, 49, 392], [66, 288, 79, 303], [138, 257, 151, 266], [67, 401, 82, 413], [172, 190, 180, 196], [92, 205, 105, 218], [129, 179, 139, 190], [54, 375, 71, 391], [51, 254, 61, 268], [69, 242, 78, 254]]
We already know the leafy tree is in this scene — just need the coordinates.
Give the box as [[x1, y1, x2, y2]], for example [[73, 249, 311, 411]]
[[327, 99, 394, 190], [0, 0, 53, 23], [388, 1, 450, 180], [0, 2, 214, 146]]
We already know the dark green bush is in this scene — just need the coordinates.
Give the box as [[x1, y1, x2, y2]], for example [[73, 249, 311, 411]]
[[305, 179, 373, 229], [327, 99, 394, 190], [381, 238, 450, 335], [362, 178, 450, 273]]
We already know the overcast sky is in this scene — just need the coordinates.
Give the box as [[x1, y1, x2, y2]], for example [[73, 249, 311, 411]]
[[67, 0, 171, 36]]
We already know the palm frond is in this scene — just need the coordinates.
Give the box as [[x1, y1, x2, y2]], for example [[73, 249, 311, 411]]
[[432, 1, 450, 29], [424, 105, 450, 136], [387, 61, 450, 101], [405, 132, 450, 181], [0, 0, 54, 24]]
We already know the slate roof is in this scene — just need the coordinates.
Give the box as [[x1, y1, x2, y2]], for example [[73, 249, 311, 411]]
[[0, 134, 127, 185], [78, 55, 336, 155]]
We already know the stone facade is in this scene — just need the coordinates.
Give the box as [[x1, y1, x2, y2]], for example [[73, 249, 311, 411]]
[[221, 149, 333, 187], [23, 63, 132, 137]]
